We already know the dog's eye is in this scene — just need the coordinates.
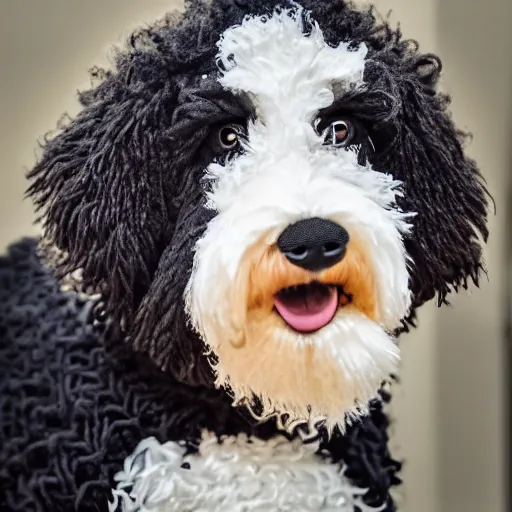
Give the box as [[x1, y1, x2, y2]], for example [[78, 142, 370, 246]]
[[219, 123, 244, 151], [315, 114, 370, 151], [324, 119, 355, 148]]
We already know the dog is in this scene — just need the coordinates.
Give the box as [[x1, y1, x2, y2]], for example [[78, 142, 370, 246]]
[[0, 1, 489, 511]]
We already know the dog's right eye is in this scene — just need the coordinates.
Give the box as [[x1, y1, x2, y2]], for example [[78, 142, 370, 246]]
[[219, 123, 245, 151]]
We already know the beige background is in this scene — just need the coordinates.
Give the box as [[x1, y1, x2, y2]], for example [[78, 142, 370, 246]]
[[0, 1, 508, 511]]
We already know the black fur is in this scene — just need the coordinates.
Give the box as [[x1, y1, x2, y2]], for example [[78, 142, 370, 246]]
[[1, 0, 489, 510], [27, 0, 489, 373], [0, 239, 399, 511]]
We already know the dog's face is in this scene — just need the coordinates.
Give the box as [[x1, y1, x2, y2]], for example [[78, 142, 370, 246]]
[[28, 1, 489, 430], [185, 9, 412, 424]]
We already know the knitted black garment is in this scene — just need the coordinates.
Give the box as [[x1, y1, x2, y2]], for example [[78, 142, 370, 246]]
[[0, 239, 400, 511]]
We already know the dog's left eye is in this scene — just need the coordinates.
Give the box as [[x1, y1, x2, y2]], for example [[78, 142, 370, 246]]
[[219, 123, 245, 151], [316, 115, 368, 150], [323, 119, 356, 147]]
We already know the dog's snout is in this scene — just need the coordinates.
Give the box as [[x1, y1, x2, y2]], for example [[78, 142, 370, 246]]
[[277, 218, 350, 272]]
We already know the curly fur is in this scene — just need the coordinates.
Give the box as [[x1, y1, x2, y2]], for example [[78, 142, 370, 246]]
[[0, 240, 400, 511], [27, 0, 488, 378], [1, 0, 489, 511], [110, 434, 384, 512]]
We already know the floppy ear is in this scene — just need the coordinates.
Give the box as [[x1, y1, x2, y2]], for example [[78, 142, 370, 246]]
[[27, 49, 179, 321], [375, 53, 490, 310]]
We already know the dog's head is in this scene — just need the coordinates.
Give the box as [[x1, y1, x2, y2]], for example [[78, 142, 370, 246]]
[[28, 0, 489, 429]]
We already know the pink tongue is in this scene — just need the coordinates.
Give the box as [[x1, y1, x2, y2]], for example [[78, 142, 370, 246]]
[[274, 285, 338, 333]]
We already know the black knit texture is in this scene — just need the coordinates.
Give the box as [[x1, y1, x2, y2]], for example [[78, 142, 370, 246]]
[[0, 239, 400, 511]]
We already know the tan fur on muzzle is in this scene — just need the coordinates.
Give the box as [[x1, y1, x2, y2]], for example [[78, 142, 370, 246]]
[[208, 237, 392, 424]]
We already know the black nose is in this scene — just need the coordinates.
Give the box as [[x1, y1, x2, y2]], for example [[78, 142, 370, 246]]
[[277, 218, 350, 272]]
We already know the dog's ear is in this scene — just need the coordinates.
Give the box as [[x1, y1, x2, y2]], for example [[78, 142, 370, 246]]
[[376, 53, 490, 310], [27, 50, 180, 321]]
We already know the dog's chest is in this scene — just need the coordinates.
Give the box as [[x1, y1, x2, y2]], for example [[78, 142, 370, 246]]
[[109, 433, 382, 512]]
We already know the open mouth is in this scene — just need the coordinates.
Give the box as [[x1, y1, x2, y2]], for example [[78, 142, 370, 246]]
[[274, 282, 352, 333]]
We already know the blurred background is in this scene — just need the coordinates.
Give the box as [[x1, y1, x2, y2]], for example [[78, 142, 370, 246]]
[[0, 1, 509, 510]]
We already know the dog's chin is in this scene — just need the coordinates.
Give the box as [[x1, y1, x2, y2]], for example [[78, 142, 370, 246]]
[[213, 306, 399, 432], [198, 239, 401, 432]]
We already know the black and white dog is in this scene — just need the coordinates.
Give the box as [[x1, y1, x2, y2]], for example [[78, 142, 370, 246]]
[[0, 1, 489, 511]]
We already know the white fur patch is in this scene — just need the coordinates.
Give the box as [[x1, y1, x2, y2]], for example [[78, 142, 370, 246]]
[[215, 7, 367, 120], [109, 433, 384, 512], [185, 6, 413, 427]]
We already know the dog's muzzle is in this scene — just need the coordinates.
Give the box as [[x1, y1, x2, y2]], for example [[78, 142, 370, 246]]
[[275, 218, 352, 333]]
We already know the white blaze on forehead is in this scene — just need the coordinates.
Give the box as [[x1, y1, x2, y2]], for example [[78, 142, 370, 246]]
[[216, 7, 368, 122]]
